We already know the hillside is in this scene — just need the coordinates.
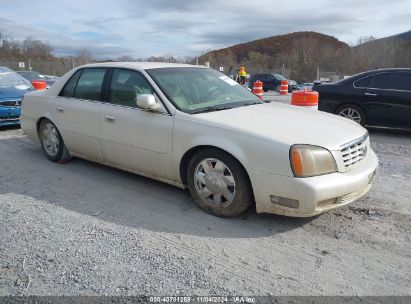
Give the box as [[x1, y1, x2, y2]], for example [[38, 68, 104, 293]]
[[354, 30, 411, 48], [199, 31, 349, 63], [350, 30, 411, 71], [198, 30, 411, 81]]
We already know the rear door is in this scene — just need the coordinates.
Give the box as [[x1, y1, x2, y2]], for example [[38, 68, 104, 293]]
[[99, 68, 174, 180], [362, 71, 411, 128], [55, 68, 107, 161]]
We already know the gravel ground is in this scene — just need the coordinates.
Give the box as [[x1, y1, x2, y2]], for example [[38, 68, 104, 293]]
[[0, 127, 410, 296]]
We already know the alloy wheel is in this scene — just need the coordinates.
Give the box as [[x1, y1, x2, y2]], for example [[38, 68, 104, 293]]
[[41, 122, 60, 157], [338, 108, 362, 124], [194, 158, 236, 208]]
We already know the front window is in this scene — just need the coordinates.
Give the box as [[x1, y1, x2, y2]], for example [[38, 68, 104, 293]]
[[146, 67, 262, 114], [109, 69, 155, 108], [371, 72, 411, 91]]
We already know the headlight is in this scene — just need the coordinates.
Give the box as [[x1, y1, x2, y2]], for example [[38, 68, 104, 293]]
[[290, 145, 337, 177]]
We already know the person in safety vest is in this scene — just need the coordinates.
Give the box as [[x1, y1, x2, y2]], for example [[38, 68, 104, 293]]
[[239, 65, 246, 85]]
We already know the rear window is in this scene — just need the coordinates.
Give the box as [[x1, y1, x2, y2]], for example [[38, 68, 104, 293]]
[[74, 69, 106, 101], [60, 70, 81, 97], [60, 68, 107, 101], [354, 75, 373, 88]]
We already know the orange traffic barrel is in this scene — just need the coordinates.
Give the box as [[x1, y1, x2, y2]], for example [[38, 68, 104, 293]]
[[31, 80, 47, 91], [253, 80, 263, 99], [280, 80, 288, 95], [291, 89, 319, 109]]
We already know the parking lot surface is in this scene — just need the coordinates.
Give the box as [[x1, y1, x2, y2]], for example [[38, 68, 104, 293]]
[[1, 125, 410, 296]]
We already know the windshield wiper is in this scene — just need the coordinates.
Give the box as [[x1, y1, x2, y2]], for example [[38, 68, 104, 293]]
[[242, 101, 263, 106], [191, 106, 235, 114]]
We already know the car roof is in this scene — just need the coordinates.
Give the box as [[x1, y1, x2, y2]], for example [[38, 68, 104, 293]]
[[338, 68, 411, 84], [80, 62, 206, 70]]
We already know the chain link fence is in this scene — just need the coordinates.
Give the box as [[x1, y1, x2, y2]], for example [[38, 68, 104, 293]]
[[206, 63, 291, 79], [2, 59, 294, 80], [0, 58, 90, 77]]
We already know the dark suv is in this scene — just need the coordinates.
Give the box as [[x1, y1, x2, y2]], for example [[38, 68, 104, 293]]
[[248, 73, 297, 92], [313, 68, 411, 130]]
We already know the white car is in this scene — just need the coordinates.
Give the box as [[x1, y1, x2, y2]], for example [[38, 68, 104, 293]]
[[21, 62, 378, 217]]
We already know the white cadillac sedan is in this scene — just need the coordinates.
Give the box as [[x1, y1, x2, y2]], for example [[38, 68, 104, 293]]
[[21, 62, 378, 217]]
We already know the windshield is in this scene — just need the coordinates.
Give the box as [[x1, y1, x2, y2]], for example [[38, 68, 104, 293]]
[[273, 74, 286, 80], [0, 70, 32, 87], [146, 67, 262, 113]]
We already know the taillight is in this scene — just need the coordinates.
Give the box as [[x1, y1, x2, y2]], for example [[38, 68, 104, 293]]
[[31, 80, 47, 91]]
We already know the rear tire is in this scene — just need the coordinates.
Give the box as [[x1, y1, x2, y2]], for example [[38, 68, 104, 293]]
[[187, 148, 253, 217], [39, 119, 71, 163], [336, 104, 366, 126]]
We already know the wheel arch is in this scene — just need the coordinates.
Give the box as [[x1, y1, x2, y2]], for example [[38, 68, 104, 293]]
[[179, 145, 253, 193], [335, 102, 368, 123], [36, 116, 52, 138], [36, 115, 64, 141]]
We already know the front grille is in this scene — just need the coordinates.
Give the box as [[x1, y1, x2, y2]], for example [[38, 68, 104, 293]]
[[0, 115, 19, 121], [340, 135, 368, 170], [0, 100, 22, 107]]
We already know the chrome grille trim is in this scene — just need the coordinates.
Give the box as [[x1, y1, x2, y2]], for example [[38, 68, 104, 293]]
[[340, 134, 368, 170], [0, 99, 22, 107]]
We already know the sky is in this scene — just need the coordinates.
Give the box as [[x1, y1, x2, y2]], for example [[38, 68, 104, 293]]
[[1, 0, 410, 59]]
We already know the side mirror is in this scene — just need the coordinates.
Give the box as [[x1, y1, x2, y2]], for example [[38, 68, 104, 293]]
[[313, 80, 322, 85], [136, 94, 163, 112]]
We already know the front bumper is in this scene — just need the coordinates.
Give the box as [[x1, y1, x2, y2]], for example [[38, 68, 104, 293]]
[[0, 106, 21, 127], [250, 149, 378, 217]]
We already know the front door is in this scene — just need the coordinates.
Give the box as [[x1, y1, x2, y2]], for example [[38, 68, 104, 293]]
[[99, 68, 174, 180], [363, 71, 411, 128]]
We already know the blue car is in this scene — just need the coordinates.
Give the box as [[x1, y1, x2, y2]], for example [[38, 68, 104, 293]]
[[0, 67, 35, 127]]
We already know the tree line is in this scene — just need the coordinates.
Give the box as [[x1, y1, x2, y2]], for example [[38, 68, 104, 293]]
[[200, 35, 411, 82], [1, 31, 410, 80]]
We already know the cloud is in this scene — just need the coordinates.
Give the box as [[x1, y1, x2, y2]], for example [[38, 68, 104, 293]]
[[0, 0, 410, 58]]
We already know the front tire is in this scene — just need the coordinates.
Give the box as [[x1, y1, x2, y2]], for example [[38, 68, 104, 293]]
[[39, 119, 71, 163], [336, 104, 366, 126], [187, 148, 253, 217]]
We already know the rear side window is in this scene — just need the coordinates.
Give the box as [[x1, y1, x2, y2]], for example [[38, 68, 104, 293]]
[[73, 69, 106, 101], [60, 70, 81, 97], [354, 75, 373, 88], [371, 72, 411, 91]]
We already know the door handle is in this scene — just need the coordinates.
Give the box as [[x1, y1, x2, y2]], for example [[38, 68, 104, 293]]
[[364, 92, 378, 97], [104, 115, 116, 123], [56, 107, 65, 113]]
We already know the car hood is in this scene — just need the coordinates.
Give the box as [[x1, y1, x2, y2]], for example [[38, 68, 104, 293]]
[[192, 102, 367, 151], [0, 85, 34, 100]]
